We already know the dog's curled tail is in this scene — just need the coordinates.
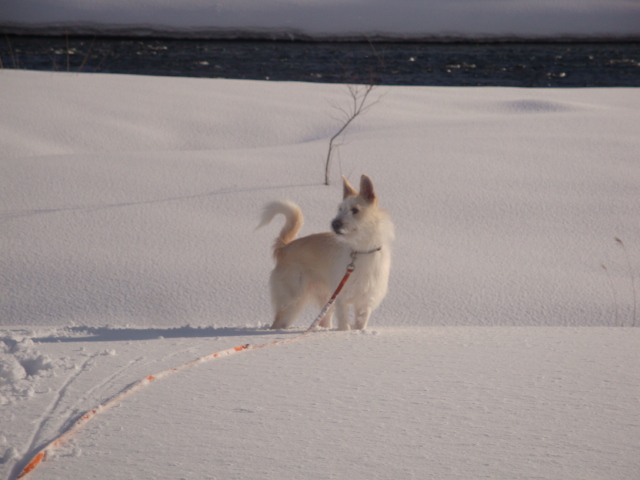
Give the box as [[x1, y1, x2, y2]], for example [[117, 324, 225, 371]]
[[257, 200, 304, 256]]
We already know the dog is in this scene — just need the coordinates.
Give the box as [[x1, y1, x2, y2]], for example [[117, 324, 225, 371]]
[[258, 174, 394, 330]]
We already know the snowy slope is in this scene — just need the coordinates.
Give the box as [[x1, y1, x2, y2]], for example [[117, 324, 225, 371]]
[[1, 0, 639, 40], [2, 326, 639, 480], [1, 71, 639, 479], [2, 71, 639, 328]]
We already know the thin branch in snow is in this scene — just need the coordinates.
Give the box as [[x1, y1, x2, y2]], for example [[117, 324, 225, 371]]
[[601, 263, 620, 326], [615, 237, 637, 327], [324, 80, 380, 185]]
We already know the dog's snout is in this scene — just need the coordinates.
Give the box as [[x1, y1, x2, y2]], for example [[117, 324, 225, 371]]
[[331, 219, 343, 233]]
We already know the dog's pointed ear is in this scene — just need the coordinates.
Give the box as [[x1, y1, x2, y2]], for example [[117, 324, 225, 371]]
[[359, 175, 377, 204], [342, 176, 357, 199]]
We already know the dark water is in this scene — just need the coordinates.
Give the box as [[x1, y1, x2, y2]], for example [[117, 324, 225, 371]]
[[2, 36, 639, 87]]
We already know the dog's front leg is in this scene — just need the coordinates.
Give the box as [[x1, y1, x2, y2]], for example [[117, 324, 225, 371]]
[[319, 305, 334, 329], [354, 307, 372, 330], [335, 301, 351, 331]]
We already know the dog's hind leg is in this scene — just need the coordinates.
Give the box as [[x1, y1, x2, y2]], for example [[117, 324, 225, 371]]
[[271, 300, 305, 329], [269, 266, 307, 329], [354, 307, 372, 330]]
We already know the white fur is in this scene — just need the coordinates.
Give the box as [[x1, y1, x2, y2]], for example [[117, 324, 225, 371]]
[[258, 175, 394, 330]]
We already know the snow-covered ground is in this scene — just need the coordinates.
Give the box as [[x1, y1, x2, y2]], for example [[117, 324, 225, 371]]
[[1, 70, 639, 479], [1, 0, 639, 40]]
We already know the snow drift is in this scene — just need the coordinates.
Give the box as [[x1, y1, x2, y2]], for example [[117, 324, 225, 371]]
[[1, 71, 639, 479]]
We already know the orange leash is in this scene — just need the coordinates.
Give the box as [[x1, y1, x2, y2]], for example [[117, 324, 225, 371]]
[[15, 260, 357, 479]]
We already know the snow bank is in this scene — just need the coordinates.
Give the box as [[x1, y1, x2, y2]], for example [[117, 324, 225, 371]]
[[1, 327, 638, 480], [1, 0, 639, 40], [0, 335, 55, 405], [2, 71, 639, 328], [1, 71, 639, 480]]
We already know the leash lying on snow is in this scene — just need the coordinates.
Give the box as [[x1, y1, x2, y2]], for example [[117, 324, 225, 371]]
[[16, 248, 380, 479]]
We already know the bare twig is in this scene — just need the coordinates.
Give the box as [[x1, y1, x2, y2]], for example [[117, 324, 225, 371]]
[[601, 264, 620, 326], [66, 29, 71, 72], [324, 82, 377, 185], [615, 237, 637, 327], [366, 36, 386, 71], [91, 49, 110, 73], [5, 35, 17, 68], [323, 40, 386, 185], [49, 53, 59, 71], [78, 36, 97, 73]]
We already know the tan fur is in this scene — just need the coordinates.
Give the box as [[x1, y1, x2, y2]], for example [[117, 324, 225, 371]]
[[259, 175, 394, 330]]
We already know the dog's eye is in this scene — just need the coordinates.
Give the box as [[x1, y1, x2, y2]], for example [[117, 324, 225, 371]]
[[351, 207, 359, 215]]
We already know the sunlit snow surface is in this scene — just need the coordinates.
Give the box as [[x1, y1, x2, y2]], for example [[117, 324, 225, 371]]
[[1, 71, 639, 479]]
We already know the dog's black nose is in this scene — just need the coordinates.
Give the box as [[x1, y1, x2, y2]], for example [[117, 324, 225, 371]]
[[331, 219, 343, 233]]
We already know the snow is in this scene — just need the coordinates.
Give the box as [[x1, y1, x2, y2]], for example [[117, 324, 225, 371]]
[[1, 70, 639, 479], [3, 73, 639, 328], [1, 0, 639, 40]]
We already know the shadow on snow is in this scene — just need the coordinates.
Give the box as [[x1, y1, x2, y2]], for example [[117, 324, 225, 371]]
[[30, 325, 301, 343]]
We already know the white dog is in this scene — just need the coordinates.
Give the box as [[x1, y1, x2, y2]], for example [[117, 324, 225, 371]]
[[258, 174, 394, 330]]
